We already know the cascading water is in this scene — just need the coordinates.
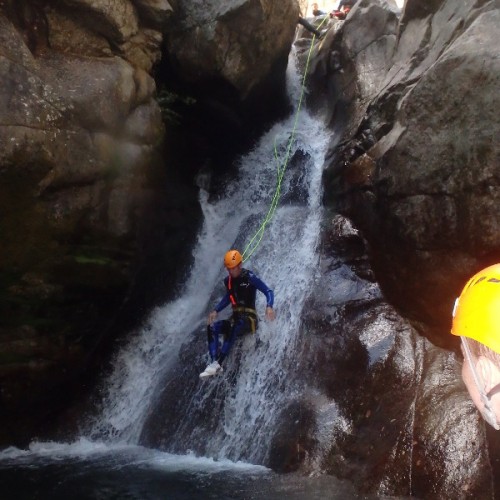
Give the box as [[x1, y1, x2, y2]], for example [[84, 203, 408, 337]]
[[84, 46, 331, 465]]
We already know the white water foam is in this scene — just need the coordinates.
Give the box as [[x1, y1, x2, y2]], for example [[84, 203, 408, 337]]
[[0, 439, 268, 474], [84, 189, 246, 443]]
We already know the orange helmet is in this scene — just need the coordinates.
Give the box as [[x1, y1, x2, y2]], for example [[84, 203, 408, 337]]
[[451, 263, 500, 354], [224, 250, 242, 269]]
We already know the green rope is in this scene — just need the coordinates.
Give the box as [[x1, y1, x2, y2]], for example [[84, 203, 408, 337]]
[[242, 18, 328, 262]]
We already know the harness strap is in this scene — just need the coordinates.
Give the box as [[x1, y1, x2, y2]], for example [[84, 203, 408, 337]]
[[232, 306, 257, 317], [248, 316, 256, 334], [228, 275, 237, 305], [232, 306, 257, 334]]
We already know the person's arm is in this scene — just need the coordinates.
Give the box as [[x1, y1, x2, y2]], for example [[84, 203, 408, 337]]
[[214, 293, 231, 313], [249, 273, 275, 320], [298, 17, 322, 38], [208, 293, 230, 324]]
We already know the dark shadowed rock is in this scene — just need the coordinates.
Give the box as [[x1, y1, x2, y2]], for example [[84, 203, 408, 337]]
[[159, 0, 300, 145], [268, 401, 318, 473], [298, 214, 492, 497], [310, 0, 499, 346], [304, 0, 499, 493], [0, 3, 175, 444], [164, 0, 300, 99]]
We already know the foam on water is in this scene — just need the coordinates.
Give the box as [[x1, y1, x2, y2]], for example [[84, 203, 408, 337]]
[[0, 439, 268, 474]]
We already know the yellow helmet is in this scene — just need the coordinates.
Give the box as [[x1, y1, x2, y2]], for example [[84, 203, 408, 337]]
[[224, 249, 242, 269], [451, 263, 500, 354]]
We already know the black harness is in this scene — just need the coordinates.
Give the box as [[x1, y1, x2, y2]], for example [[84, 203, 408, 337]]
[[227, 270, 257, 332]]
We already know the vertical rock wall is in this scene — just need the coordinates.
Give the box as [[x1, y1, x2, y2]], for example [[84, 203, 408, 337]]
[[0, 0, 299, 445], [304, 0, 499, 495], [0, 0, 171, 444], [309, 0, 500, 346]]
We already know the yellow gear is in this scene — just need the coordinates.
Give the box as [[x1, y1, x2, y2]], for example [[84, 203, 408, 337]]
[[224, 250, 242, 269], [451, 263, 500, 354]]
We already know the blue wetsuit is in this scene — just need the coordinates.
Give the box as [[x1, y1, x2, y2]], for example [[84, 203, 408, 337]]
[[208, 269, 274, 364]]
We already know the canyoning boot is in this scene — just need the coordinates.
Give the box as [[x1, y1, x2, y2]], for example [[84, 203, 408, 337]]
[[199, 361, 223, 379]]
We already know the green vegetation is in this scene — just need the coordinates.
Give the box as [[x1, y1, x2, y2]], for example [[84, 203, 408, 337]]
[[156, 88, 196, 123], [74, 254, 115, 266]]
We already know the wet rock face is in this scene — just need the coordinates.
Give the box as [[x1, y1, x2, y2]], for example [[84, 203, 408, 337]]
[[0, 1, 172, 443], [310, 0, 500, 345], [160, 0, 300, 141], [268, 401, 317, 473], [294, 214, 492, 498], [164, 0, 299, 99]]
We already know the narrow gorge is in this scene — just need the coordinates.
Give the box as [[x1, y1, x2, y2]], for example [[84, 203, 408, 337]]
[[0, 0, 499, 498]]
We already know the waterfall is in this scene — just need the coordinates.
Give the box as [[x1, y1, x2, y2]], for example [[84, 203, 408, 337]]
[[1, 36, 492, 500], [85, 45, 330, 464]]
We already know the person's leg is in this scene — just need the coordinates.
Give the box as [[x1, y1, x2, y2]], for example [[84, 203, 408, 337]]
[[207, 320, 229, 361], [200, 321, 230, 377], [218, 317, 248, 365]]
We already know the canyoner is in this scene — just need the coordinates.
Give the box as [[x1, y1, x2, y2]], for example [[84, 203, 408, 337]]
[[200, 249, 275, 378]]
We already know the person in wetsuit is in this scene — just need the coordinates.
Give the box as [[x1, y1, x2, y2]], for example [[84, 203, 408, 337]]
[[311, 3, 325, 16], [200, 249, 275, 378]]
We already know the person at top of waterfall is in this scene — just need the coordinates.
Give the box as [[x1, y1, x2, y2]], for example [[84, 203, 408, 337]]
[[200, 249, 275, 378], [298, 15, 323, 38], [331, 0, 357, 19], [451, 263, 500, 430], [311, 3, 325, 16], [298, 6, 324, 38]]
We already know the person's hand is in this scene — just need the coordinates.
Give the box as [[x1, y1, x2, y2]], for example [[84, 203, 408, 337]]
[[265, 306, 275, 321], [208, 310, 217, 325]]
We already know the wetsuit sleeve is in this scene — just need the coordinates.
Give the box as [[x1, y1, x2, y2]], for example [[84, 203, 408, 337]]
[[214, 293, 230, 313], [213, 277, 230, 312], [249, 273, 274, 308]]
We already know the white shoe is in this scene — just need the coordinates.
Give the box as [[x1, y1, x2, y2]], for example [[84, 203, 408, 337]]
[[199, 361, 223, 378]]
